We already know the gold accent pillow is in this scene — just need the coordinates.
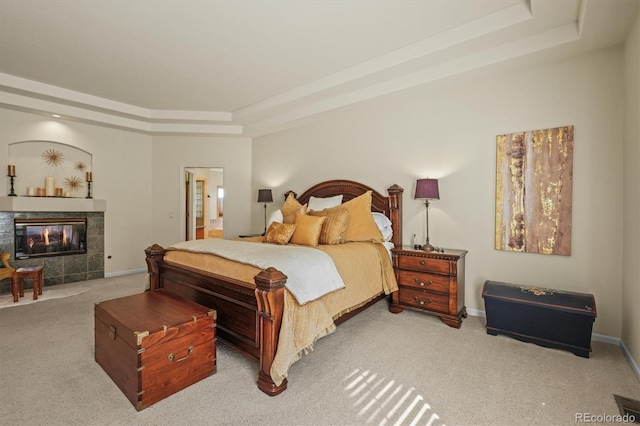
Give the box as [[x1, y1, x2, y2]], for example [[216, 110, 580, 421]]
[[308, 206, 350, 245], [283, 205, 307, 224], [342, 191, 384, 243], [281, 193, 307, 224], [290, 214, 326, 246], [263, 222, 297, 245]]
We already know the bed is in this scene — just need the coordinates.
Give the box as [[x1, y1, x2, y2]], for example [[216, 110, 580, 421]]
[[145, 179, 404, 396]]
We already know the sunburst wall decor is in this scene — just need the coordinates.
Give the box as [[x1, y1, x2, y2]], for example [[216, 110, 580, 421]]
[[42, 148, 64, 166], [64, 176, 84, 192], [8, 141, 93, 197]]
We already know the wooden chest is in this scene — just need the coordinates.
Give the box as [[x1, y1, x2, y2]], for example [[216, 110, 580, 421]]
[[95, 290, 216, 411], [482, 280, 596, 358]]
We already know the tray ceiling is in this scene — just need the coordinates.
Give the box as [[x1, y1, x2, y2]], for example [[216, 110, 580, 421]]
[[0, 0, 637, 137]]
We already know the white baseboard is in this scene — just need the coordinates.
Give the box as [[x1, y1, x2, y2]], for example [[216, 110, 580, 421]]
[[104, 268, 147, 278], [467, 307, 485, 318], [620, 340, 640, 380], [592, 333, 620, 346], [468, 309, 640, 380]]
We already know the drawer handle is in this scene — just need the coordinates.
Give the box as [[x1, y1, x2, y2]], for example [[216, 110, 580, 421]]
[[168, 346, 193, 363], [414, 278, 433, 287], [419, 261, 425, 265], [413, 297, 432, 305]]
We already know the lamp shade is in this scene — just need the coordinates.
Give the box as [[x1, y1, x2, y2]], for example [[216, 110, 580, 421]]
[[257, 189, 273, 203], [415, 178, 439, 200]]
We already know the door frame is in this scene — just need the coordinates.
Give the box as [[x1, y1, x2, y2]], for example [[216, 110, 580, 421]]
[[183, 167, 223, 241]]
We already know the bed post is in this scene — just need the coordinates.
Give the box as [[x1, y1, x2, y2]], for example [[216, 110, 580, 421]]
[[254, 267, 288, 396], [145, 244, 166, 291], [387, 184, 404, 247]]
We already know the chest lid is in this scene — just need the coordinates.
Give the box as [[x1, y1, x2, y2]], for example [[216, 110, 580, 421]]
[[482, 280, 596, 317], [95, 290, 215, 350]]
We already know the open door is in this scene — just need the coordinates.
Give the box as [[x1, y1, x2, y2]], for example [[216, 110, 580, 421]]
[[184, 168, 223, 240], [184, 170, 196, 240]]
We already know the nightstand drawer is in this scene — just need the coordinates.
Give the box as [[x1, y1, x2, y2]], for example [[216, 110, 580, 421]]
[[397, 255, 450, 275], [397, 288, 450, 314], [396, 270, 450, 294]]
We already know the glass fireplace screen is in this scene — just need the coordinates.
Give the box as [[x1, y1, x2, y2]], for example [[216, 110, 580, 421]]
[[15, 218, 87, 259]]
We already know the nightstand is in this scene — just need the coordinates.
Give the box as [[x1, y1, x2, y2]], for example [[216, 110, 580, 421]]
[[390, 247, 467, 328]]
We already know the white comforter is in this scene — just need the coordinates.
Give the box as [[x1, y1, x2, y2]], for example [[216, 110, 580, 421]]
[[167, 239, 345, 304]]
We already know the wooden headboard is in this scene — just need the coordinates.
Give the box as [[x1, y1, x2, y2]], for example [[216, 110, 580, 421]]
[[291, 179, 404, 247]]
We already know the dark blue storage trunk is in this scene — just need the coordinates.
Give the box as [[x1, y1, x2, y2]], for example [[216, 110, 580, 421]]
[[482, 280, 596, 358]]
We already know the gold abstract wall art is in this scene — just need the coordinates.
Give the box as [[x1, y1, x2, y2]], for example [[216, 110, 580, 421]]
[[495, 125, 574, 256]]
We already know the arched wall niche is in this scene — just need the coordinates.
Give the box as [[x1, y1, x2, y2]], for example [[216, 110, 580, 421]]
[[8, 141, 93, 198]]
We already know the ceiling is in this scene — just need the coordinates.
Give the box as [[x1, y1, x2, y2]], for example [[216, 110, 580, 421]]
[[0, 0, 638, 137]]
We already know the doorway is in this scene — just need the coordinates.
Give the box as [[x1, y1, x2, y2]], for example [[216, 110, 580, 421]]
[[184, 167, 223, 240]]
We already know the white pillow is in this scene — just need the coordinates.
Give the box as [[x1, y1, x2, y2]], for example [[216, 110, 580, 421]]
[[307, 195, 343, 212], [267, 209, 284, 228], [372, 212, 393, 242]]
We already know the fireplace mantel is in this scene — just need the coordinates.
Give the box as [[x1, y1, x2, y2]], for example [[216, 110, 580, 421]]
[[0, 196, 106, 212]]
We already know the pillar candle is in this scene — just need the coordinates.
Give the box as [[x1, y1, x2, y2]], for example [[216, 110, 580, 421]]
[[45, 176, 55, 197], [86, 171, 92, 182], [27, 186, 36, 196], [7, 165, 15, 176]]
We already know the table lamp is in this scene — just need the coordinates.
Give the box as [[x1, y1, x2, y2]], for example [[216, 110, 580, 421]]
[[415, 178, 439, 251]]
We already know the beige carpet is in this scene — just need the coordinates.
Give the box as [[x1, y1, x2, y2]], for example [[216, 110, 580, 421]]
[[0, 273, 638, 426], [0, 282, 89, 309]]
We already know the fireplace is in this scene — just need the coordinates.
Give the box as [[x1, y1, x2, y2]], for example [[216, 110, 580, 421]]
[[15, 218, 87, 259]]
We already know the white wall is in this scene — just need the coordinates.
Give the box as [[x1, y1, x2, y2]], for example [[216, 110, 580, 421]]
[[0, 112, 254, 274], [0, 109, 153, 274], [253, 46, 625, 338], [623, 10, 640, 370], [150, 135, 252, 246]]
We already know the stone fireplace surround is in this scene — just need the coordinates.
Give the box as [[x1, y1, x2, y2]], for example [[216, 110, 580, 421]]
[[0, 197, 105, 294]]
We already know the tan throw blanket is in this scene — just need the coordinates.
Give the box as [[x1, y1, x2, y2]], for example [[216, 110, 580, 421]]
[[167, 239, 345, 304], [270, 241, 398, 386], [164, 240, 398, 387]]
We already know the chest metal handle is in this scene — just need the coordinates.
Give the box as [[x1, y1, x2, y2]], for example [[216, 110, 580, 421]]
[[419, 261, 425, 265], [168, 346, 193, 363]]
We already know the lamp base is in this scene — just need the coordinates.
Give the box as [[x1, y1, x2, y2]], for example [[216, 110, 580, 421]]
[[421, 242, 436, 252]]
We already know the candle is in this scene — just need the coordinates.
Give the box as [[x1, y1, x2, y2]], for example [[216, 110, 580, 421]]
[[64, 192, 71, 198], [44, 176, 55, 197], [7, 165, 15, 176], [27, 187, 35, 196], [86, 171, 93, 182], [55, 188, 63, 197]]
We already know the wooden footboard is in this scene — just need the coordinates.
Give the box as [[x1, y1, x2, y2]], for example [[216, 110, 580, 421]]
[[145, 244, 289, 396], [144, 180, 404, 396]]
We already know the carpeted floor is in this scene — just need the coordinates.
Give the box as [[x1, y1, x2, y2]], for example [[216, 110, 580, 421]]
[[0, 273, 638, 426], [0, 284, 89, 309]]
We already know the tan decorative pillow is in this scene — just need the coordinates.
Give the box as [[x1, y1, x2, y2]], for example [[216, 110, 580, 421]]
[[281, 193, 307, 224], [263, 222, 297, 245], [290, 214, 326, 247], [308, 207, 350, 245], [283, 205, 307, 224], [341, 191, 384, 243]]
